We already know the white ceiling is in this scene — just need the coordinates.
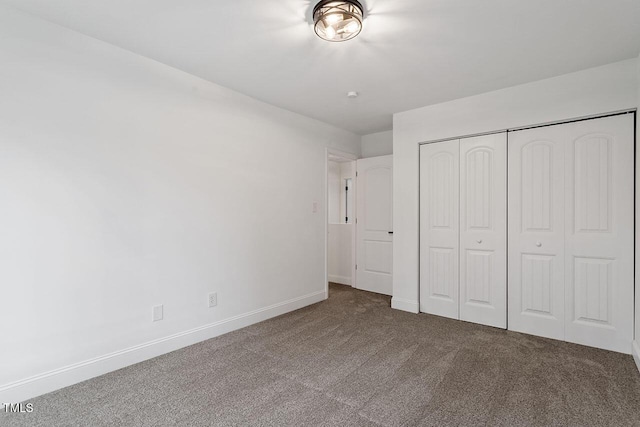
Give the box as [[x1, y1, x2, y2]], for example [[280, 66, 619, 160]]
[[3, 0, 640, 135]]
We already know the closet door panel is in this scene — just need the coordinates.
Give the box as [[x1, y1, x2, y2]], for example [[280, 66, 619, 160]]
[[459, 133, 507, 328], [508, 127, 566, 340], [420, 140, 460, 319], [564, 114, 634, 353]]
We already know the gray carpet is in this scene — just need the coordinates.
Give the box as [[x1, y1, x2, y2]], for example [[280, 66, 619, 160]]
[[3, 283, 640, 426]]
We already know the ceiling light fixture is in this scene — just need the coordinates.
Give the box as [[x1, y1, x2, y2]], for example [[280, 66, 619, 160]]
[[313, 0, 364, 42]]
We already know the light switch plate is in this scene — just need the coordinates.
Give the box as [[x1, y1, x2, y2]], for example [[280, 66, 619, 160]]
[[153, 305, 163, 322]]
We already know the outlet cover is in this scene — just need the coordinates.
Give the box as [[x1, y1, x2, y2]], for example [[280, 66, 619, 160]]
[[208, 292, 218, 308], [153, 305, 163, 322]]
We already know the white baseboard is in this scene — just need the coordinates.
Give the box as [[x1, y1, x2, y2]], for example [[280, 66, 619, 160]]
[[328, 274, 351, 286], [0, 291, 325, 404], [391, 297, 420, 314], [633, 341, 640, 375]]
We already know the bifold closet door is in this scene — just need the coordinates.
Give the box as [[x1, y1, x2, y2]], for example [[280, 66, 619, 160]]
[[508, 126, 566, 341], [420, 134, 507, 327], [420, 139, 459, 319], [508, 114, 634, 353], [563, 114, 634, 353], [459, 133, 507, 328]]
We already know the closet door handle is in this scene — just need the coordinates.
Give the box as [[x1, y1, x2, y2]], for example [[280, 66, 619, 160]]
[[536, 241, 542, 247], [477, 239, 483, 244], [388, 231, 394, 234]]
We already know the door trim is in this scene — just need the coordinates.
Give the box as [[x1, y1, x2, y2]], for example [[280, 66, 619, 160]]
[[417, 110, 636, 147]]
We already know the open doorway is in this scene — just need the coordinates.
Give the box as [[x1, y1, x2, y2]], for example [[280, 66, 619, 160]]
[[325, 149, 357, 297]]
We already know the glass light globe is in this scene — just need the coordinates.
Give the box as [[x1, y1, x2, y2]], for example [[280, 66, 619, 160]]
[[313, 0, 364, 42]]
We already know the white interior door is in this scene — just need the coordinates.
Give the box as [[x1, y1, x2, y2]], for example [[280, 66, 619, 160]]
[[459, 133, 507, 328], [419, 140, 459, 319], [508, 125, 566, 341], [563, 114, 634, 353], [356, 155, 393, 295]]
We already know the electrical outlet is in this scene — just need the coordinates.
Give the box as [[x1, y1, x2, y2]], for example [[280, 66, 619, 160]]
[[153, 305, 163, 322], [208, 292, 218, 308]]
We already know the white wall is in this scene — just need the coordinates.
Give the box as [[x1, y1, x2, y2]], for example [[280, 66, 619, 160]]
[[328, 224, 353, 285], [361, 130, 393, 158], [0, 6, 360, 402], [340, 161, 356, 224], [393, 59, 638, 314], [328, 161, 342, 224], [328, 161, 355, 286], [328, 160, 356, 225]]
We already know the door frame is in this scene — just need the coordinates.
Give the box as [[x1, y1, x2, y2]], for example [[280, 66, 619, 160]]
[[325, 148, 358, 299]]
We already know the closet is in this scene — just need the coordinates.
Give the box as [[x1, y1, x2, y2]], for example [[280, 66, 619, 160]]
[[420, 133, 507, 328], [419, 113, 635, 354], [508, 114, 634, 353]]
